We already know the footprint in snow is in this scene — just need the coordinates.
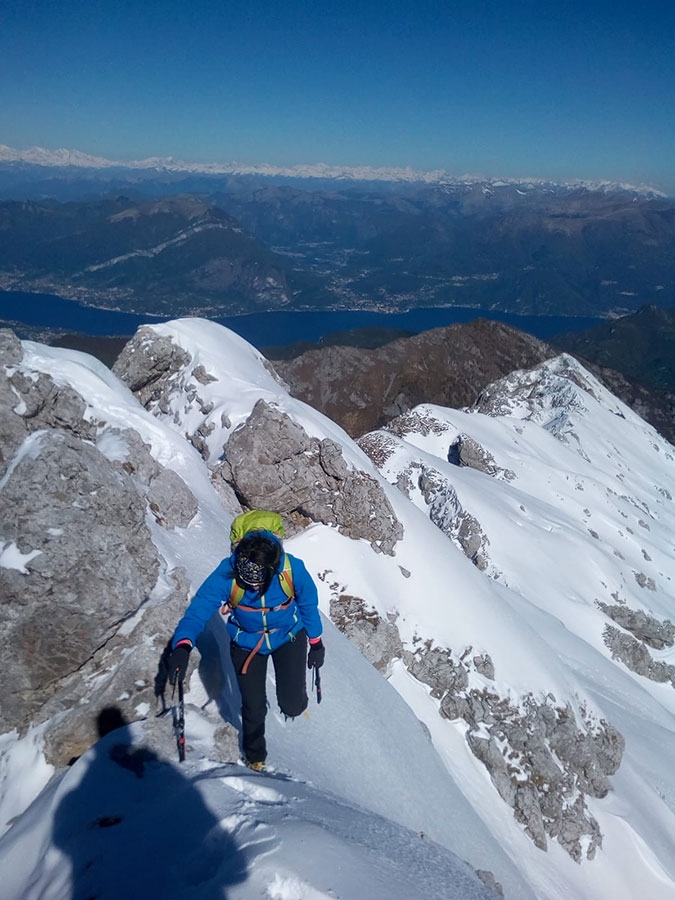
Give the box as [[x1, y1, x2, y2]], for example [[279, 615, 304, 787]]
[[223, 775, 286, 805]]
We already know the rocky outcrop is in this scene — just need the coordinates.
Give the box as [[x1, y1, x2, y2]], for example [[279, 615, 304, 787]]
[[0, 329, 95, 476], [112, 326, 192, 407], [272, 319, 555, 437], [359, 424, 492, 570], [220, 399, 403, 554], [0, 329, 199, 762], [329, 594, 404, 672], [447, 434, 515, 481], [39, 567, 191, 766], [0, 429, 160, 731], [599, 603, 675, 650], [418, 466, 492, 571], [405, 641, 623, 861], [319, 544, 623, 864], [325, 566, 624, 861], [597, 601, 675, 688], [114, 326, 404, 554]]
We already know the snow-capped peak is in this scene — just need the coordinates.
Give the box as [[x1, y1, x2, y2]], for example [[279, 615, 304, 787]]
[[0, 144, 666, 197]]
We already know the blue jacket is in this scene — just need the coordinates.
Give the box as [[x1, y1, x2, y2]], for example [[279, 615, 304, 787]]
[[172, 533, 322, 653]]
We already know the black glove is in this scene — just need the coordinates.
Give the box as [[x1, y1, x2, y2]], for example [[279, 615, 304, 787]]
[[167, 643, 192, 684], [307, 639, 325, 670]]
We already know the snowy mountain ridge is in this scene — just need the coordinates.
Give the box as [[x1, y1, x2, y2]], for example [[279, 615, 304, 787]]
[[0, 320, 674, 900], [0, 143, 666, 197]]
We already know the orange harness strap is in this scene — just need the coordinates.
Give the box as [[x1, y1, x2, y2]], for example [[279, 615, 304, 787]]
[[226, 597, 295, 674], [232, 597, 293, 614], [224, 554, 296, 674], [241, 634, 266, 674]]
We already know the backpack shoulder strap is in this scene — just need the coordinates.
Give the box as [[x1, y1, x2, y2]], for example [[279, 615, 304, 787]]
[[228, 579, 246, 608], [227, 555, 293, 609], [278, 554, 294, 599]]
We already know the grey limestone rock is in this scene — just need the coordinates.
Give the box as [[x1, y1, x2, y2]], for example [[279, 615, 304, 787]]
[[400, 637, 621, 860], [329, 594, 404, 672], [448, 433, 515, 481], [604, 625, 675, 686], [0, 429, 160, 732], [0, 328, 22, 366], [146, 467, 199, 529], [0, 331, 201, 764], [0, 337, 96, 478], [100, 426, 198, 529], [112, 326, 192, 405], [40, 566, 191, 766], [403, 644, 470, 698], [225, 399, 403, 554], [418, 466, 491, 570]]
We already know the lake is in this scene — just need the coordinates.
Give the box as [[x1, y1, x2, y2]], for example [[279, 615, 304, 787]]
[[0, 290, 603, 348]]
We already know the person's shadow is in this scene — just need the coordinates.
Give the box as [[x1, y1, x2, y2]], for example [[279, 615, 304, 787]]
[[52, 707, 248, 900]]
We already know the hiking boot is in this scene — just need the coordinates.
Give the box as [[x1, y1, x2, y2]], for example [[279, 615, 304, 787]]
[[246, 760, 265, 772]]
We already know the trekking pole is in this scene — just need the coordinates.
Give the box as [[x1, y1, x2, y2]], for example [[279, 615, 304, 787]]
[[313, 667, 322, 704], [172, 680, 186, 762]]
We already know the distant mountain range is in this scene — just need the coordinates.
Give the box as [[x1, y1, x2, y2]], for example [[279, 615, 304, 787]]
[[1, 144, 674, 321], [0, 143, 667, 194]]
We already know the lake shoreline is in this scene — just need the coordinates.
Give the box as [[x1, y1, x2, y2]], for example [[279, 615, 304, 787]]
[[0, 289, 606, 350]]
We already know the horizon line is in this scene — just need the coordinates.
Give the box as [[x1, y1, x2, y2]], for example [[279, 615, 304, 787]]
[[0, 143, 668, 198]]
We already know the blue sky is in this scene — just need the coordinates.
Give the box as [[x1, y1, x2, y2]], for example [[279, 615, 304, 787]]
[[1, 0, 674, 190]]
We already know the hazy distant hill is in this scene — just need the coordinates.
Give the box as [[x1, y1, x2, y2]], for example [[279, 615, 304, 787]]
[[216, 183, 675, 318], [1, 151, 674, 319], [553, 305, 675, 394], [0, 195, 325, 314]]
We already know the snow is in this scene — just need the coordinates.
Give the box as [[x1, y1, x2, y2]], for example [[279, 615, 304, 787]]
[[1, 318, 675, 899], [0, 723, 500, 900], [0, 541, 42, 573], [0, 143, 667, 196]]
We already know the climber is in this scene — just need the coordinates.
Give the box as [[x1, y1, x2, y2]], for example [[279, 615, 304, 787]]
[[166, 510, 324, 771]]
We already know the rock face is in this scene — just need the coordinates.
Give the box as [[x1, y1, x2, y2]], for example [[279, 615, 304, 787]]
[[0, 430, 158, 730], [220, 399, 403, 553], [112, 327, 192, 406], [272, 319, 556, 437], [0, 329, 198, 762], [325, 571, 623, 861], [354, 357, 655, 860], [359, 412, 499, 572], [406, 641, 624, 862], [602, 602, 675, 686], [114, 327, 404, 554], [329, 594, 404, 672]]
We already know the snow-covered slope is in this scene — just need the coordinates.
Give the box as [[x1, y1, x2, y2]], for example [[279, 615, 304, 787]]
[[1, 321, 674, 900]]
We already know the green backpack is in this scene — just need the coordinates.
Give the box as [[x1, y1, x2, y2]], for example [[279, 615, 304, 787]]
[[228, 510, 294, 607], [229, 509, 286, 546]]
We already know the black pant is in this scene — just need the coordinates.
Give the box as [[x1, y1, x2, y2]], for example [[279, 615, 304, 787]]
[[230, 630, 308, 764]]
